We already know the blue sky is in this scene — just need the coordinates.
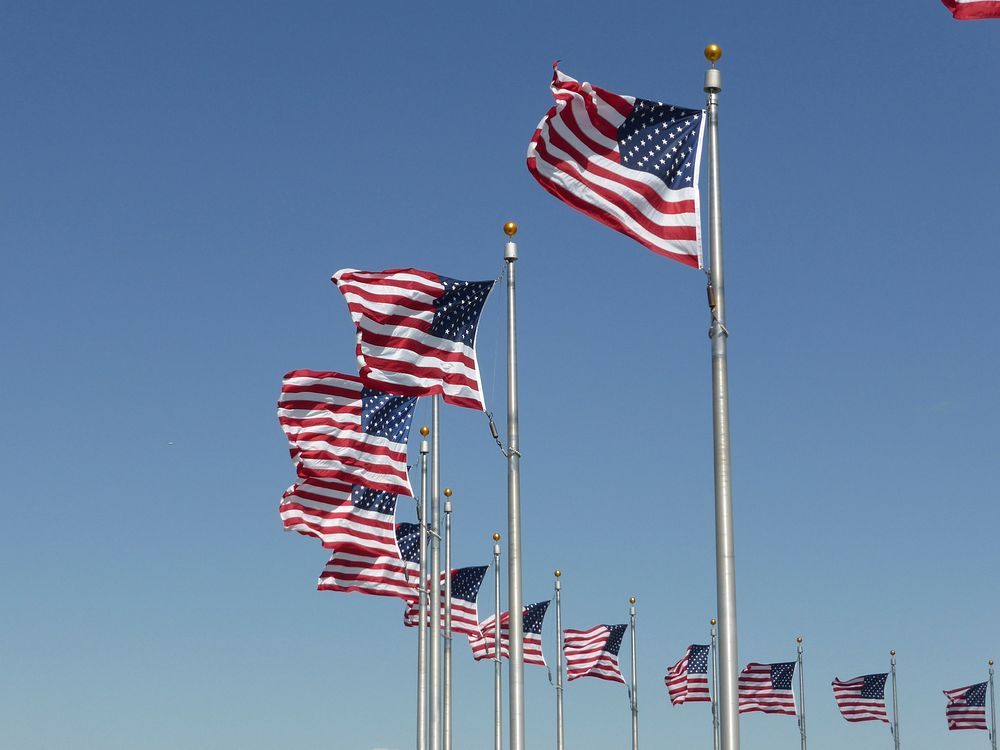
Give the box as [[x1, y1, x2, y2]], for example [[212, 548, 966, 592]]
[[1, 2, 998, 749]]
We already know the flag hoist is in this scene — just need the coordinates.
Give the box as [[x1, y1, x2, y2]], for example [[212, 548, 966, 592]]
[[493, 534, 503, 750], [416, 428, 430, 750], [710, 619, 720, 750], [796, 637, 807, 750], [554, 570, 564, 750], [503, 222, 526, 750]]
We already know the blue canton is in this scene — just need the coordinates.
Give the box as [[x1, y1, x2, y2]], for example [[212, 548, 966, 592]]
[[450, 566, 487, 603], [967, 682, 988, 707], [689, 644, 710, 674], [430, 277, 494, 347], [523, 601, 550, 634], [771, 662, 796, 690], [361, 388, 417, 442], [604, 624, 628, 656], [395, 522, 421, 563], [351, 485, 397, 515], [861, 673, 888, 699], [617, 99, 703, 189]]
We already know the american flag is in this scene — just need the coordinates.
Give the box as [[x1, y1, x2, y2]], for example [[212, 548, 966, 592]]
[[316, 520, 421, 601], [278, 370, 417, 496], [527, 66, 706, 268], [665, 644, 711, 705], [944, 682, 988, 730], [404, 566, 488, 644], [941, 0, 1000, 19], [564, 624, 628, 684], [332, 269, 495, 411], [472, 601, 550, 666], [739, 662, 797, 716], [279, 480, 399, 553], [831, 673, 889, 723]]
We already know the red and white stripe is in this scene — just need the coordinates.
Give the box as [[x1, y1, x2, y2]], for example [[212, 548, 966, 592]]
[[738, 663, 797, 716], [564, 625, 625, 684], [279, 478, 397, 553], [944, 685, 988, 730], [832, 676, 889, 723], [317, 548, 419, 602], [332, 269, 490, 411], [403, 573, 483, 643], [527, 67, 704, 268], [665, 645, 711, 705], [471, 612, 546, 666], [278, 370, 413, 496], [941, 0, 1000, 19]]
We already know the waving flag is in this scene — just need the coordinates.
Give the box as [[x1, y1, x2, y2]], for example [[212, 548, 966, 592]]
[[316, 521, 420, 601], [832, 673, 889, 723], [278, 370, 417, 496], [279, 480, 399, 552], [527, 66, 706, 268], [333, 269, 495, 411], [944, 682, 988, 730], [564, 624, 628, 684], [666, 644, 711, 705], [941, 0, 1000, 19], [739, 662, 797, 716], [472, 601, 550, 666], [404, 566, 488, 643]]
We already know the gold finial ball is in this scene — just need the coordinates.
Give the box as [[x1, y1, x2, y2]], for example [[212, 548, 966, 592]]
[[554, 569, 561, 577], [419, 425, 429, 436], [710, 618, 717, 625], [705, 44, 722, 63], [492, 532, 501, 541], [629, 596, 636, 604], [503, 221, 518, 237], [796, 636, 803, 643], [444, 487, 453, 497]]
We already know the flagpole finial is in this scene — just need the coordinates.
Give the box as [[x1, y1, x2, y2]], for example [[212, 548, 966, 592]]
[[890, 650, 896, 656], [629, 596, 636, 604], [444, 487, 453, 497], [493, 532, 501, 541], [796, 636, 803, 644], [990, 660, 995, 667], [710, 618, 717, 625], [554, 569, 561, 577], [704, 44, 722, 64], [504, 221, 518, 237], [420, 425, 430, 436]]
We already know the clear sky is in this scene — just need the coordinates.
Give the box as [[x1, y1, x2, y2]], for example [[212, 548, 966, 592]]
[[2, 2, 998, 749]]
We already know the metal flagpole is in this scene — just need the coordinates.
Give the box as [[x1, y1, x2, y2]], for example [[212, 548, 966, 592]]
[[443, 487, 453, 750], [430, 397, 442, 750], [416, 428, 430, 750], [503, 221, 525, 750], [710, 619, 720, 750], [493, 533, 503, 750], [796, 637, 807, 750], [890, 650, 900, 750], [703, 45, 741, 750], [555, 570, 564, 750], [990, 660, 996, 750], [629, 597, 639, 750]]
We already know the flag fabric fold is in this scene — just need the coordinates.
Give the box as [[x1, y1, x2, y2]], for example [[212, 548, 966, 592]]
[[832, 673, 889, 723], [665, 644, 711, 705], [472, 601, 550, 666], [332, 269, 495, 411], [316, 520, 421, 601], [526, 66, 706, 268], [564, 623, 628, 684], [404, 566, 488, 644], [944, 682, 988, 730], [941, 0, 1000, 19], [738, 661, 797, 716], [279, 480, 399, 552], [278, 370, 417, 496]]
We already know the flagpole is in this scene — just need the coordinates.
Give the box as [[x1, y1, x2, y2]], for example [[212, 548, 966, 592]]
[[990, 660, 996, 750], [417, 428, 430, 750], [443, 487, 453, 750], [503, 221, 525, 750], [710, 619, 720, 750], [890, 650, 900, 750], [430, 396, 442, 750], [796, 637, 807, 750], [493, 533, 503, 750], [629, 597, 639, 750], [703, 45, 741, 750], [555, 570, 564, 750]]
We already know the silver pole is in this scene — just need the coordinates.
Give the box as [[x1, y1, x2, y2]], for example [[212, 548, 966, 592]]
[[890, 650, 900, 750], [796, 637, 807, 750], [493, 534, 503, 750], [443, 489, 453, 750], [417, 432, 430, 750], [555, 571, 564, 750], [503, 221, 525, 750], [710, 619, 720, 750], [990, 661, 996, 750], [629, 598, 639, 750], [704, 46, 740, 750], [430, 397, 441, 750]]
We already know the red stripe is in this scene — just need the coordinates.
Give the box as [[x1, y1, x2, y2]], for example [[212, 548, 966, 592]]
[[360, 331, 478, 368]]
